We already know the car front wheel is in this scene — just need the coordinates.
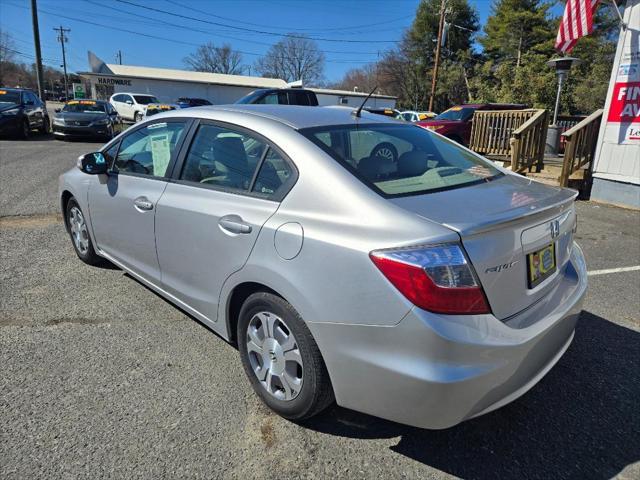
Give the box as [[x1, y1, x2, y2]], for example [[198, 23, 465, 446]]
[[65, 197, 104, 266], [238, 292, 334, 421], [134, 112, 143, 122]]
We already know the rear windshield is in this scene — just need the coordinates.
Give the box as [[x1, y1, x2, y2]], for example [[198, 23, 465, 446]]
[[134, 95, 159, 105], [300, 123, 501, 197], [435, 106, 475, 121]]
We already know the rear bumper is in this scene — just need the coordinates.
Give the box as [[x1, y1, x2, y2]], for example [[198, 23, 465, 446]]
[[308, 243, 587, 429]]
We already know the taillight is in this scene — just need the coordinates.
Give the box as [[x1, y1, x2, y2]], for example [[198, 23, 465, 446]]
[[369, 244, 490, 315]]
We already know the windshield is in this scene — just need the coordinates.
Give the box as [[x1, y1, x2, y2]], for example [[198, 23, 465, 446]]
[[134, 95, 159, 105], [301, 123, 501, 197], [0, 90, 21, 104], [63, 101, 106, 113], [435, 106, 475, 121]]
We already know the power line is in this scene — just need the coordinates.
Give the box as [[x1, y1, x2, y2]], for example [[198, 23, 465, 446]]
[[115, 0, 401, 43], [82, 0, 384, 55], [5, 2, 378, 65], [164, 0, 413, 34]]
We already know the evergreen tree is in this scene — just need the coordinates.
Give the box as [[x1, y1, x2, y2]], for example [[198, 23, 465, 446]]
[[481, 0, 555, 68]]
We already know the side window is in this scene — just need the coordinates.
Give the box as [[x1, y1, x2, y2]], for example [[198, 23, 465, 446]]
[[252, 148, 293, 198], [288, 91, 310, 106], [123, 95, 133, 104], [180, 124, 267, 192], [112, 95, 121, 103], [114, 121, 187, 177], [25, 92, 36, 104]]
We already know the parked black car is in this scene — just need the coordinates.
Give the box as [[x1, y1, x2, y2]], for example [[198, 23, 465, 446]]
[[176, 97, 212, 108], [52, 99, 120, 140], [236, 88, 319, 106], [0, 87, 49, 138]]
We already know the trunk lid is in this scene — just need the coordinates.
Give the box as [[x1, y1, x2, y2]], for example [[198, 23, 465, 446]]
[[390, 174, 577, 319]]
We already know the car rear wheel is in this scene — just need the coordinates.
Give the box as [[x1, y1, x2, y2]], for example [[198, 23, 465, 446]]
[[238, 292, 334, 421], [65, 198, 104, 266]]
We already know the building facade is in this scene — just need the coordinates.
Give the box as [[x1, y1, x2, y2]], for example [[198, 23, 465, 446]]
[[80, 53, 396, 109], [591, 0, 640, 208]]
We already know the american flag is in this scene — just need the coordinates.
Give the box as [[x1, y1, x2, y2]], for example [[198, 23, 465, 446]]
[[555, 0, 601, 53]]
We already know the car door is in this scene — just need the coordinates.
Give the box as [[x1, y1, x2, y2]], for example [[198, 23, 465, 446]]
[[87, 118, 191, 282], [155, 120, 296, 322]]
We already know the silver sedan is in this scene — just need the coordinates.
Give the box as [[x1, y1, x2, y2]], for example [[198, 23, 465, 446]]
[[59, 105, 587, 429]]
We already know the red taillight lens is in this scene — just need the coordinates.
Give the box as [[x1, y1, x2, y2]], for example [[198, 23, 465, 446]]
[[370, 244, 490, 315]]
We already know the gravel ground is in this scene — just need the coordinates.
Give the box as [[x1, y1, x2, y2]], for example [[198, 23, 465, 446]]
[[1, 137, 638, 479]]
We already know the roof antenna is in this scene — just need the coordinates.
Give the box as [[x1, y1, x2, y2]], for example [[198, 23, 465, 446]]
[[353, 85, 377, 118]]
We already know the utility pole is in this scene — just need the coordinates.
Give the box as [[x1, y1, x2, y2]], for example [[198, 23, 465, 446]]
[[54, 26, 70, 99], [116, 50, 122, 65], [428, 0, 447, 112], [30, 0, 46, 101]]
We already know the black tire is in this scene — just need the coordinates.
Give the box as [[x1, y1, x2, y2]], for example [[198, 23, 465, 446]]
[[238, 292, 334, 421], [39, 116, 50, 134], [65, 197, 104, 266], [20, 119, 30, 139], [370, 141, 398, 163], [134, 111, 143, 122]]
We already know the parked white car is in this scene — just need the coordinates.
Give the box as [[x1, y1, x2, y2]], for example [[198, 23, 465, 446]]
[[109, 93, 159, 122], [399, 110, 437, 122]]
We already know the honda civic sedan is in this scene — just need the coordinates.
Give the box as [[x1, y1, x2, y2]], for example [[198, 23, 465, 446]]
[[59, 105, 587, 429]]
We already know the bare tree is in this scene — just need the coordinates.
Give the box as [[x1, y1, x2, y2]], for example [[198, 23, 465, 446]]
[[184, 42, 244, 75], [330, 63, 378, 93], [0, 30, 16, 64], [255, 34, 325, 85]]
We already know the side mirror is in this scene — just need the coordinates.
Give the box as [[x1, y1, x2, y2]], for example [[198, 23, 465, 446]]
[[125, 100, 133, 105], [54, 108, 61, 113], [25, 100, 35, 106], [77, 152, 109, 175]]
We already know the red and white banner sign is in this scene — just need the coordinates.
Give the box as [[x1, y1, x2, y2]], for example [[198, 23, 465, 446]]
[[607, 81, 640, 124]]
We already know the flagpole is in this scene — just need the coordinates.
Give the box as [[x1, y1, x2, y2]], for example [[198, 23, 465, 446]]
[[608, 0, 627, 29]]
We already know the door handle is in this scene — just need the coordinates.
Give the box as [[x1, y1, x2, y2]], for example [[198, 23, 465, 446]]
[[219, 215, 252, 234], [133, 196, 154, 211]]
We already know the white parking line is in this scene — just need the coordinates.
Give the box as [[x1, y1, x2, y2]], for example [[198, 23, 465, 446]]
[[587, 266, 640, 276]]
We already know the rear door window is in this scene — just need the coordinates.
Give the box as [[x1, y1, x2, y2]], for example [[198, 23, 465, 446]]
[[179, 124, 267, 192]]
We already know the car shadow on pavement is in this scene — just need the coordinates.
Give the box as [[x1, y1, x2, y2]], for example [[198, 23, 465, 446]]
[[303, 311, 640, 479]]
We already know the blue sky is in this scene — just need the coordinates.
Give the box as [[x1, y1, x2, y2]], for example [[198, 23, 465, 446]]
[[1, 0, 505, 82]]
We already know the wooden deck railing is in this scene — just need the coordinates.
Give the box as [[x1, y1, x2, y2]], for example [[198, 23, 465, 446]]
[[559, 109, 603, 187], [509, 109, 549, 173], [469, 109, 539, 157]]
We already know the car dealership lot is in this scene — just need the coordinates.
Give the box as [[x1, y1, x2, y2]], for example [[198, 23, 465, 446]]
[[1, 138, 638, 479]]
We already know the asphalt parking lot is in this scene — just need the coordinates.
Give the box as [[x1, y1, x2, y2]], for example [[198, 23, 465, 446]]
[[1, 135, 639, 479]]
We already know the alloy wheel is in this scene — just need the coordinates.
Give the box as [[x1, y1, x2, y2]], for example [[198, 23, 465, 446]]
[[68, 206, 89, 255], [246, 311, 304, 401]]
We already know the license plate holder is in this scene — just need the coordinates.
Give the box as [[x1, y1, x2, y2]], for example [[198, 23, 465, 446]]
[[527, 242, 556, 288]]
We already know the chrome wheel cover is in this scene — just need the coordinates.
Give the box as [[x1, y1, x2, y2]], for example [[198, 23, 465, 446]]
[[246, 311, 303, 401], [69, 206, 90, 255], [375, 147, 394, 161]]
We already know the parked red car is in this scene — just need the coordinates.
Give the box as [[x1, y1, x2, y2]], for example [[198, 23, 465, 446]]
[[417, 103, 527, 146]]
